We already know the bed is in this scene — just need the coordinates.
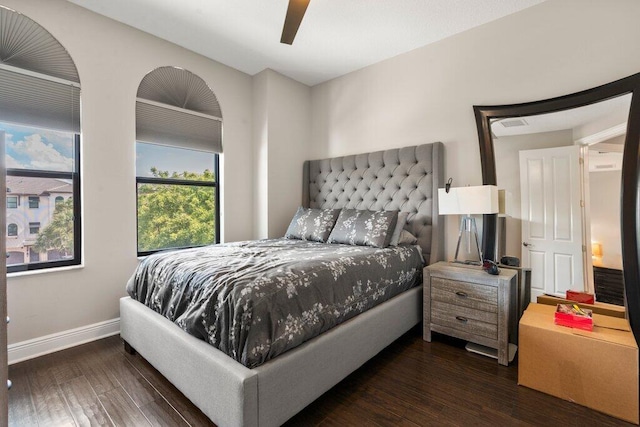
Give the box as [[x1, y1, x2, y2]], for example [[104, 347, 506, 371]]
[[120, 142, 444, 427]]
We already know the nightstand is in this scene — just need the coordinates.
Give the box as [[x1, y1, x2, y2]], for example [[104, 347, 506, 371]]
[[423, 261, 518, 366]]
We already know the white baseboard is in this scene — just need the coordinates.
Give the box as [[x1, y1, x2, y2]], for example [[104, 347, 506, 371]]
[[8, 318, 120, 365]]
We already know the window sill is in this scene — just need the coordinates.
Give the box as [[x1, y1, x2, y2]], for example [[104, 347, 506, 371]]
[[7, 263, 84, 279]]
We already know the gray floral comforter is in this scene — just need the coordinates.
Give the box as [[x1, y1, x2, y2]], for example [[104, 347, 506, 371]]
[[127, 238, 424, 368]]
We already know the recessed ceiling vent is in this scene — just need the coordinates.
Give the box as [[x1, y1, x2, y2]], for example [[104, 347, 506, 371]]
[[500, 118, 528, 128]]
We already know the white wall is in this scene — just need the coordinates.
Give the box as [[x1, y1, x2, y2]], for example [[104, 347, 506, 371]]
[[252, 70, 311, 239], [310, 0, 640, 260], [3, 0, 254, 344], [590, 170, 623, 270], [252, 71, 269, 238]]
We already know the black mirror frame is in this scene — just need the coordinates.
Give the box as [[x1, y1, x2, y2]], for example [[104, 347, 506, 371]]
[[473, 72, 640, 347]]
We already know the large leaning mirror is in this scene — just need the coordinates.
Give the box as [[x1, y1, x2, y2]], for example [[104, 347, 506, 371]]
[[474, 72, 640, 346]]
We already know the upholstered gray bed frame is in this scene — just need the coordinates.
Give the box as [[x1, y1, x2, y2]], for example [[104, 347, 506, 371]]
[[303, 143, 444, 263], [120, 142, 444, 427]]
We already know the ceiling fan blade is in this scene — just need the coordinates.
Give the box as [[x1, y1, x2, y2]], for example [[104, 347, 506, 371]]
[[280, 0, 310, 45]]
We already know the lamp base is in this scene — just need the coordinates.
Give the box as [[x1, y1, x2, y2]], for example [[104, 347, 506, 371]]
[[451, 259, 483, 266], [453, 216, 483, 264]]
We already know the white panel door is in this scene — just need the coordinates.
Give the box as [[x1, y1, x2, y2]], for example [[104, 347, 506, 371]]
[[520, 145, 585, 300]]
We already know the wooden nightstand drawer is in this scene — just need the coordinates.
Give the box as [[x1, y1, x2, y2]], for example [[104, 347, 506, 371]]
[[432, 301, 498, 340], [423, 262, 518, 366], [431, 277, 497, 312]]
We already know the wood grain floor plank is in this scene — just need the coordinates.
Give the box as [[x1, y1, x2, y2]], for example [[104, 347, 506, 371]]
[[59, 375, 112, 426], [76, 351, 120, 397], [98, 386, 151, 426], [140, 398, 189, 427], [106, 353, 161, 407], [27, 359, 76, 427], [7, 362, 38, 427], [124, 355, 215, 427]]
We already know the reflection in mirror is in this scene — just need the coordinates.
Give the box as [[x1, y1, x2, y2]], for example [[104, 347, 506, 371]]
[[490, 94, 631, 305]]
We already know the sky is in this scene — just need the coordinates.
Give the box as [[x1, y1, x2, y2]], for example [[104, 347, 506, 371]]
[[1, 122, 74, 172], [0, 122, 214, 177], [136, 142, 214, 178]]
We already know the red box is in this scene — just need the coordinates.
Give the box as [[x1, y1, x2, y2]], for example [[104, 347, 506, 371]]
[[566, 290, 595, 304], [554, 304, 593, 331]]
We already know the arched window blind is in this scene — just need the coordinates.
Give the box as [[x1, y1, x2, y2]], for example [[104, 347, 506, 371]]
[[136, 66, 222, 153], [0, 6, 80, 133]]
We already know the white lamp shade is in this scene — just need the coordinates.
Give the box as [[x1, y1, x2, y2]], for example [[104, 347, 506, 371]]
[[438, 185, 499, 215], [498, 189, 511, 216]]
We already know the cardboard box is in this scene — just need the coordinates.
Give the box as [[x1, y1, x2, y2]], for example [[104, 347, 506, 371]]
[[519, 303, 639, 424], [537, 294, 626, 318]]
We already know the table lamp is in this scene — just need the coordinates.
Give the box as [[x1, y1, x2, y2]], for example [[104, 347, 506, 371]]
[[438, 185, 499, 264]]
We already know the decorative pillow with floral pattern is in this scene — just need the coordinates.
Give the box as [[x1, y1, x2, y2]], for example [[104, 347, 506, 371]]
[[285, 207, 341, 242], [327, 209, 399, 248]]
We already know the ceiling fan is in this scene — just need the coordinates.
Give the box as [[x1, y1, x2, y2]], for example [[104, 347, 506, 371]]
[[280, 0, 311, 45]]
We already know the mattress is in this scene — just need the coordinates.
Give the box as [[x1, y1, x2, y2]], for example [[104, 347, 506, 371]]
[[127, 238, 424, 367]]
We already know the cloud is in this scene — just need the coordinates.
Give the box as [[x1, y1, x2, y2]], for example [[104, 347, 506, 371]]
[[5, 154, 25, 169], [7, 134, 73, 171]]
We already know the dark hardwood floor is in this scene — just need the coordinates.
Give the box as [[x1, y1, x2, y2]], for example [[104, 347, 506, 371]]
[[8, 328, 633, 426]]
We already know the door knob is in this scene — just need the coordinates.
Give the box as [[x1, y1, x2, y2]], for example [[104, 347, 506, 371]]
[[523, 242, 533, 248]]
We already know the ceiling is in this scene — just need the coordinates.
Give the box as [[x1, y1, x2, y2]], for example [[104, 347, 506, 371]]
[[491, 94, 631, 140], [67, 0, 546, 86]]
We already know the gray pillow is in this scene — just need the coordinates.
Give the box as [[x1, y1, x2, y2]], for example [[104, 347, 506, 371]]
[[327, 209, 398, 248], [389, 212, 409, 246], [285, 207, 340, 242], [397, 229, 418, 245]]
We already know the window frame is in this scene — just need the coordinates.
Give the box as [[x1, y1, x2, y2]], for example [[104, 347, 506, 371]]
[[135, 152, 220, 257], [6, 196, 17, 209], [6, 134, 81, 273], [28, 222, 40, 235], [28, 196, 40, 208], [7, 223, 17, 237]]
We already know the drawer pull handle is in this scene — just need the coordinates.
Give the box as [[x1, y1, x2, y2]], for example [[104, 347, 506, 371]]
[[455, 316, 468, 323], [455, 291, 468, 298]]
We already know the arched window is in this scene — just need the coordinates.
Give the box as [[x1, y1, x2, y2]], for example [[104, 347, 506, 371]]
[[135, 66, 221, 255], [55, 196, 64, 205], [0, 6, 81, 273]]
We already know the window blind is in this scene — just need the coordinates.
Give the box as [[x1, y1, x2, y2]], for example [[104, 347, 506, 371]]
[[0, 6, 80, 84], [136, 101, 222, 153], [136, 66, 222, 153], [0, 68, 80, 132], [0, 6, 80, 133]]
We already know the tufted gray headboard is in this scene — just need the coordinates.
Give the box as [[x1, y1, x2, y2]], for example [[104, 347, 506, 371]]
[[303, 143, 444, 265]]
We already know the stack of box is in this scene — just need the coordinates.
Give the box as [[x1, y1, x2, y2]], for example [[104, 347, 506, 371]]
[[519, 299, 639, 425]]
